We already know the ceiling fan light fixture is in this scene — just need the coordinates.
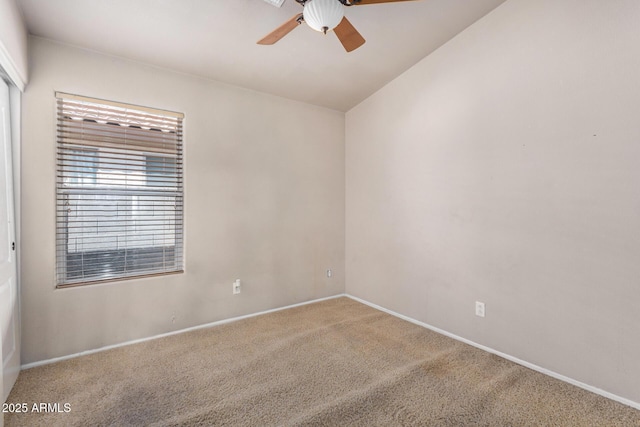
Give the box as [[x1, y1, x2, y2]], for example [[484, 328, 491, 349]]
[[303, 0, 344, 34], [263, 0, 286, 7]]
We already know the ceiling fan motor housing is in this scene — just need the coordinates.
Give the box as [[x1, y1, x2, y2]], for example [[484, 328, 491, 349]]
[[303, 0, 344, 33]]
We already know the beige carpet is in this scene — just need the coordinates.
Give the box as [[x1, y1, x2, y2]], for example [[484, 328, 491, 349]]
[[5, 297, 640, 426]]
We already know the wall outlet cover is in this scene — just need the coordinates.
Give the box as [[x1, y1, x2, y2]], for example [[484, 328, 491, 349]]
[[475, 301, 485, 318]]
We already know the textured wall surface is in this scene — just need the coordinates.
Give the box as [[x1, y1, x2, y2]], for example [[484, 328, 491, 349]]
[[0, 0, 28, 87], [346, 0, 640, 405], [21, 37, 345, 364]]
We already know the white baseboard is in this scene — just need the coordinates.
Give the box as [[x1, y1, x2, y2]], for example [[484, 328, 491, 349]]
[[346, 294, 640, 411], [22, 292, 640, 412], [21, 293, 346, 370]]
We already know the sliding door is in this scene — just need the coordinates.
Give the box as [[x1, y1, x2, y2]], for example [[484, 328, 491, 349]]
[[0, 76, 19, 403]]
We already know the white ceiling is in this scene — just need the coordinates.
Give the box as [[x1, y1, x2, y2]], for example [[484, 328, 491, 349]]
[[17, 0, 506, 111]]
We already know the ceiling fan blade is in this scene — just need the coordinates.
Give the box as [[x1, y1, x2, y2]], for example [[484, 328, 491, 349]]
[[351, 0, 419, 4], [334, 17, 366, 52], [257, 13, 303, 45]]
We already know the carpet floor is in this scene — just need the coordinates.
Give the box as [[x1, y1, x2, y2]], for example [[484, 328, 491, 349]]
[[5, 297, 640, 426]]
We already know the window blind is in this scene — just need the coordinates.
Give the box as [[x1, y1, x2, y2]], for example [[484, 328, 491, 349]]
[[55, 92, 184, 287]]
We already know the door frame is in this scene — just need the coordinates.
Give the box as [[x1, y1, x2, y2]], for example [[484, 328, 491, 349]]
[[0, 72, 21, 408]]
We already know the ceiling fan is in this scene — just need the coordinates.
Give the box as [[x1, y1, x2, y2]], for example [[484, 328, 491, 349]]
[[258, 0, 419, 52]]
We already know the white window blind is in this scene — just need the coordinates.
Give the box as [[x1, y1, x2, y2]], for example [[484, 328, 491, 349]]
[[55, 92, 184, 287]]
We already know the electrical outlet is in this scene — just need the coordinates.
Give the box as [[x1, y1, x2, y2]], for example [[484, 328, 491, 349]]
[[475, 301, 485, 318], [233, 279, 241, 295], [327, 269, 332, 278]]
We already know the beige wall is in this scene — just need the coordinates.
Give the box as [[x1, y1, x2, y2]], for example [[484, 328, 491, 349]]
[[346, 0, 640, 405], [18, 0, 640, 408], [21, 37, 345, 364], [0, 0, 28, 88]]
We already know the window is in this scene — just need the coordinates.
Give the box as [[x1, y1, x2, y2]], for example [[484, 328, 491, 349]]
[[55, 92, 184, 287], [145, 155, 177, 188], [67, 149, 98, 185]]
